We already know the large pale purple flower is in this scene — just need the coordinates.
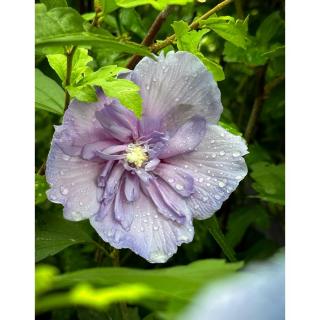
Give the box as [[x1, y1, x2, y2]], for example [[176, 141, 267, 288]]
[[46, 51, 248, 263]]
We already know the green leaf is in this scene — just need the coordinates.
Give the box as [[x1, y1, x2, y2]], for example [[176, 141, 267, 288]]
[[200, 16, 249, 49], [35, 3, 48, 14], [47, 48, 93, 85], [36, 214, 93, 262], [206, 216, 237, 262], [218, 121, 242, 136], [226, 206, 270, 248], [40, 0, 68, 10], [198, 54, 225, 81], [66, 65, 143, 118], [116, 0, 193, 11], [52, 259, 243, 300], [101, 0, 119, 14], [100, 80, 143, 118], [119, 8, 146, 38], [35, 68, 65, 115], [173, 21, 209, 52], [172, 21, 224, 81], [35, 7, 151, 57], [250, 162, 285, 205], [256, 11, 283, 45], [246, 143, 272, 167], [35, 174, 49, 205]]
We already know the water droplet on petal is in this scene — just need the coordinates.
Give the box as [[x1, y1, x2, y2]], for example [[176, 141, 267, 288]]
[[202, 196, 208, 202], [168, 178, 174, 183], [60, 186, 69, 195], [210, 140, 215, 144], [153, 226, 159, 231], [176, 184, 184, 191], [235, 175, 242, 180], [63, 154, 71, 161], [215, 194, 221, 200], [199, 177, 204, 183], [218, 181, 226, 188], [220, 133, 225, 137], [220, 151, 225, 156], [211, 153, 216, 158], [233, 151, 241, 157], [60, 170, 65, 176]]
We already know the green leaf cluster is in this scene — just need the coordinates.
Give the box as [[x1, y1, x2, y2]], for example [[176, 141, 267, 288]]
[[172, 20, 225, 81]]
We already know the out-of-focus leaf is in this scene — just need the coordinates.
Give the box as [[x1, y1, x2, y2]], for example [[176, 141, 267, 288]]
[[35, 264, 59, 295], [35, 68, 65, 115], [101, 0, 119, 14], [40, 0, 68, 10], [53, 259, 243, 301], [246, 143, 272, 167], [82, 12, 96, 21], [35, 7, 151, 57], [119, 8, 146, 38], [250, 162, 285, 205], [116, 0, 193, 11], [35, 174, 49, 205], [200, 16, 249, 48], [256, 11, 284, 45], [36, 214, 93, 262], [47, 48, 93, 85], [36, 3, 47, 14], [226, 206, 270, 248], [36, 283, 153, 314], [172, 21, 224, 81]]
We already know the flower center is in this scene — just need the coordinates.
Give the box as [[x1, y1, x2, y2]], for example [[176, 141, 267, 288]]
[[125, 144, 148, 168]]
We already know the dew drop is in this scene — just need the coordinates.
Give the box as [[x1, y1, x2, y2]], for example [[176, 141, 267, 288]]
[[220, 151, 225, 156], [215, 194, 221, 200], [202, 196, 208, 202], [194, 204, 200, 209], [206, 183, 211, 187], [60, 170, 65, 176], [210, 140, 215, 144], [235, 175, 242, 180], [62, 154, 71, 161], [146, 85, 150, 90], [153, 226, 159, 231], [218, 181, 226, 188], [168, 178, 174, 183], [199, 177, 204, 183], [79, 201, 83, 206], [176, 184, 184, 191], [60, 186, 69, 195], [220, 133, 225, 137], [211, 153, 216, 158], [143, 219, 148, 223], [233, 151, 241, 157]]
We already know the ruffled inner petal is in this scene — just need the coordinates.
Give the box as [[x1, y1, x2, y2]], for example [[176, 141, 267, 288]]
[[124, 172, 140, 202], [95, 100, 138, 143], [159, 116, 207, 159], [154, 163, 195, 197]]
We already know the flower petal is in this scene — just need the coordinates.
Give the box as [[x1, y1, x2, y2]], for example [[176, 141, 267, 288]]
[[131, 51, 223, 134], [154, 163, 195, 197], [159, 116, 207, 159], [90, 191, 194, 263], [46, 143, 104, 221], [54, 98, 111, 157], [124, 172, 140, 202], [95, 100, 138, 143], [166, 124, 248, 220]]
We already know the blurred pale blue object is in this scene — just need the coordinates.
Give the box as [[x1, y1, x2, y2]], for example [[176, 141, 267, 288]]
[[179, 252, 284, 320]]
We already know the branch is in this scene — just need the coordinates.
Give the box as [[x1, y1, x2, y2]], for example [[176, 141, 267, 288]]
[[126, 6, 172, 69], [244, 68, 284, 143], [150, 0, 233, 53], [64, 46, 76, 111]]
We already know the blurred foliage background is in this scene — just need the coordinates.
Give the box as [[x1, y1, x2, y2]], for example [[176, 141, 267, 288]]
[[35, 0, 285, 319]]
